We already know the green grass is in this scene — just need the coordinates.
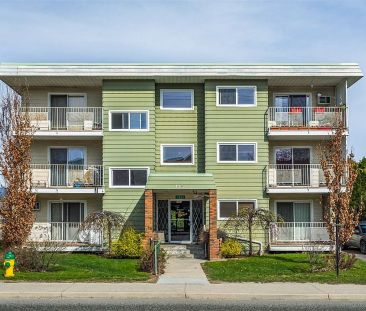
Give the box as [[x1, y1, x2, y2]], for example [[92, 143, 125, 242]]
[[203, 253, 366, 284], [0, 253, 150, 282]]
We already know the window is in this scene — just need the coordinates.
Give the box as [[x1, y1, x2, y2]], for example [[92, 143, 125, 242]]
[[217, 86, 256, 106], [217, 143, 256, 163], [160, 90, 194, 110], [218, 200, 256, 220], [161, 145, 194, 165], [110, 168, 149, 187], [109, 111, 148, 131], [50, 94, 87, 108]]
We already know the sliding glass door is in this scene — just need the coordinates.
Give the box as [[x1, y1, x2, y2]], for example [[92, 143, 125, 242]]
[[50, 202, 85, 240], [50, 148, 85, 187], [274, 94, 310, 126], [275, 147, 311, 186]]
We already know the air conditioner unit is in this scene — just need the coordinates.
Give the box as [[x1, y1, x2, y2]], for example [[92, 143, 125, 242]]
[[33, 202, 41, 211], [318, 95, 331, 105]]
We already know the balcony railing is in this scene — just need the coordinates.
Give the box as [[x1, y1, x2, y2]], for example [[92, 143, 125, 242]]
[[31, 164, 104, 188], [21, 107, 103, 131], [267, 164, 327, 188], [269, 222, 330, 242], [29, 222, 103, 244], [267, 107, 347, 130]]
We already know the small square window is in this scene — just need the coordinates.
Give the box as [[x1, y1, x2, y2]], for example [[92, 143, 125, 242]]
[[238, 144, 255, 161], [219, 202, 237, 219], [112, 170, 129, 186], [130, 169, 148, 186], [219, 145, 236, 161]]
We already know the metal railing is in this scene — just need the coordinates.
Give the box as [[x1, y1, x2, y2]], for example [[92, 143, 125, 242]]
[[31, 164, 104, 188], [267, 164, 327, 188], [270, 222, 330, 242], [267, 107, 347, 129], [29, 222, 103, 244], [21, 107, 103, 131]]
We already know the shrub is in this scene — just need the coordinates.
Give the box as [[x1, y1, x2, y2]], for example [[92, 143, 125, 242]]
[[221, 239, 242, 258], [111, 227, 143, 258], [139, 246, 167, 274]]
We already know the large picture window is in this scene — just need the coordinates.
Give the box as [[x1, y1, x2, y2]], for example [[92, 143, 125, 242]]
[[161, 144, 194, 165], [110, 168, 149, 188], [216, 86, 256, 106], [109, 111, 149, 131], [217, 143, 257, 163], [160, 90, 194, 110]]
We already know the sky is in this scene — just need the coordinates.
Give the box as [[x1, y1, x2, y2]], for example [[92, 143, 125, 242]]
[[0, 0, 365, 158]]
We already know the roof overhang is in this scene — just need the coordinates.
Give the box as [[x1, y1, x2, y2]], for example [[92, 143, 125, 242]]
[[0, 63, 363, 88], [146, 173, 216, 191]]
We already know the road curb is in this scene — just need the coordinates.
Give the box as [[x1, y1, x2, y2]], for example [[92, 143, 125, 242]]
[[1, 291, 366, 301]]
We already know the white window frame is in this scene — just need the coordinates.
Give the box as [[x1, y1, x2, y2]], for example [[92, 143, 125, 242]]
[[109, 167, 150, 188], [217, 199, 258, 220], [160, 89, 194, 110], [160, 144, 195, 166], [108, 110, 150, 132], [216, 86, 257, 107], [47, 200, 87, 223], [217, 142, 257, 163]]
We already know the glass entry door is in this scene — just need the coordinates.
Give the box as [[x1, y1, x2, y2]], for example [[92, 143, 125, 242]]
[[169, 201, 191, 243], [50, 202, 85, 241]]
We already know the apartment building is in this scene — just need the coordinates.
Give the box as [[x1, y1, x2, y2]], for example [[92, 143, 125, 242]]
[[0, 63, 363, 259]]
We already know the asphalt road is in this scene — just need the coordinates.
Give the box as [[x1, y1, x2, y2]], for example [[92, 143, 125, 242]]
[[0, 299, 365, 311]]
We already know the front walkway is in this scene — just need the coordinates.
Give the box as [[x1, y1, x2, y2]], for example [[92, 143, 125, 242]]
[[157, 258, 209, 285]]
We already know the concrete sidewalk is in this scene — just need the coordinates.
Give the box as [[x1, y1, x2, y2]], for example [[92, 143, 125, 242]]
[[1, 282, 366, 301], [157, 258, 209, 284]]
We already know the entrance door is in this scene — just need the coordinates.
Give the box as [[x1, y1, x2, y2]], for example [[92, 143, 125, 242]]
[[169, 201, 191, 243]]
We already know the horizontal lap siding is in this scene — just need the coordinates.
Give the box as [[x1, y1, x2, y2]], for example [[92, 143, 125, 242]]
[[155, 84, 205, 173], [102, 80, 155, 231], [205, 80, 269, 218]]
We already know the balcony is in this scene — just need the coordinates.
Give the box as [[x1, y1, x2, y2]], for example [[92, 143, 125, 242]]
[[266, 164, 330, 194], [269, 222, 331, 251], [266, 107, 347, 139], [28, 222, 103, 251], [31, 164, 104, 194], [21, 107, 103, 138]]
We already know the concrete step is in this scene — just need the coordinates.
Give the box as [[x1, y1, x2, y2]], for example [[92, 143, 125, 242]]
[[161, 244, 206, 259]]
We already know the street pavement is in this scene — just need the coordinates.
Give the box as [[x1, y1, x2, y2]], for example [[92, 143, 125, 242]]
[[0, 298, 366, 310]]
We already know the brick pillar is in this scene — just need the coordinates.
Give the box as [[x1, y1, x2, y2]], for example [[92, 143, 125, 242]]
[[208, 189, 220, 260], [143, 189, 154, 249]]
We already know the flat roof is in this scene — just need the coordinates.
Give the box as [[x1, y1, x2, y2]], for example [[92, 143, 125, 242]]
[[0, 63, 363, 87]]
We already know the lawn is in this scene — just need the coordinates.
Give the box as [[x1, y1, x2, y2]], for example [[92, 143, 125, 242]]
[[0, 253, 150, 282], [202, 253, 366, 284]]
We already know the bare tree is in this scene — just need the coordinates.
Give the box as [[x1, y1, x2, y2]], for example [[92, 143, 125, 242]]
[[79, 210, 126, 255], [320, 118, 362, 275], [224, 204, 277, 256], [0, 86, 36, 248]]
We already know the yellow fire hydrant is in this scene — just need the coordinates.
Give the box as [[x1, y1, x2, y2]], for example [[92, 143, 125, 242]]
[[3, 251, 15, 278]]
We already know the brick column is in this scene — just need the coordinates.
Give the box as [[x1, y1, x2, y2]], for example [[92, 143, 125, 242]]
[[208, 189, 220, 260], [143, 189, 154, 248]]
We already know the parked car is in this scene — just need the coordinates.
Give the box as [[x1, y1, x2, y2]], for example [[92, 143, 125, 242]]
[[344, 222, 366, 254]]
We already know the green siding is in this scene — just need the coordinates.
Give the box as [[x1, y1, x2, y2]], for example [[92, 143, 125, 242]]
[[146, 173, 215, 190], [155, 84, 205, 173], [204, 80, 269, 217], [102, 80, 155, 230]]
